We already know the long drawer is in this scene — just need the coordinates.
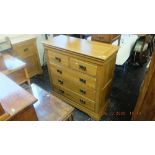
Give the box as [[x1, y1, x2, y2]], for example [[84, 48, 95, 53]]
[[70, 57, 97, 77], [53, 85, 95, 111], [52, 74, 96, 101], [50, 63, 97, 89], [47, 49, 69, 67]]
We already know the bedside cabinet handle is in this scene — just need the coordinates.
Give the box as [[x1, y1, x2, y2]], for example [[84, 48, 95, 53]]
[[79, 78, 86, 84], [80, 89, 86, 94], [59, 89, 64, 94], [57, 69, 62, 74], [79, 65, 86, 71], [55, 57, 61, 62], [80, 99, 86, 104], [58, 79, 63, 85], [24, 48, 29, 52]]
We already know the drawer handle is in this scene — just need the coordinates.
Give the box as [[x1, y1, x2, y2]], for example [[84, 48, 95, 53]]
[[24, 48, 29, 52], [80, 89, 86, 94], [79, 78, 86, 84], [59, 89, 64, 94], [55, 57, 61, 62], [80, 99, 86, 104], [58, 79, 63, 85], [79, 65, 86, 71], [57, 69, 62, 74]]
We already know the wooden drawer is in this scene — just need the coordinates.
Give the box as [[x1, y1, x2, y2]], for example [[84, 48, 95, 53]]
[[47, 50, 69, 67], [54, 85, 95, 111], [92, 34, 111, 43], [52, 74, 96, 101], [70, 58, 97, 77], [13, 41, 36, 58], [50, 64, 96, 89]]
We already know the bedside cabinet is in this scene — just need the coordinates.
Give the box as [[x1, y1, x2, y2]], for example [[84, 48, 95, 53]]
[[12, 37, 42, 78], [43, 35, 119, 120]]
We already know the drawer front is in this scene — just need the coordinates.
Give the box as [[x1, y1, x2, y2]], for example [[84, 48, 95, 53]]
[[52, 74, 96, 101], [47, 50, 69, 67], [70, 58, 97, 77], [54, 85, 95, 111], [13, 42, 36, 58], [92, 34, 111, 43], [50, 64, 96, 89]]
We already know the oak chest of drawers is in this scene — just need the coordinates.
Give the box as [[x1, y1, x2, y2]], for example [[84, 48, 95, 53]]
[[43, 35, 119, 120], [11, 37, 42, 78]]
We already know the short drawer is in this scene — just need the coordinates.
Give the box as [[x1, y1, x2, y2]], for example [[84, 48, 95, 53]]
[[50, 64, 96, 89], [47, 49, 69, 67], [52, 74, 96, 101], [54, 85, 95, 111], [13, 42, 36, 58], [70, 58, 97, 77]]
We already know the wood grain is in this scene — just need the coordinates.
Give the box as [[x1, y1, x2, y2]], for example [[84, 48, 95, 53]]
[[0, 73, 37, 120], [132, 50, 155, 120], [43, 35, 118, 120]]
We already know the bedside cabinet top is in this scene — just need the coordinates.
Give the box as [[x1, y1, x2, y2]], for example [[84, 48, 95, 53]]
[[42, 35, 119, 61]]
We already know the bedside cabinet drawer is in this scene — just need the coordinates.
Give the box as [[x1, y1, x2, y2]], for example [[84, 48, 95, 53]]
[[50, 64, 97, 89], [54, 85, 95, 111], [13, 42, 36, 58], [70, 58, 97, 76], [48, 50, 69, 67], [52, 75, 96, 101]]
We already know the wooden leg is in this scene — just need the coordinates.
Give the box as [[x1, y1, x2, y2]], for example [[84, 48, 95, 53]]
[[24, 67, 31, 85]]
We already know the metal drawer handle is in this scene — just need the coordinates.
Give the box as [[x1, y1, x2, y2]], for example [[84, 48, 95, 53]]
[[24, 48, 29, 52], [55, 57, 61, 62], [80, 89, 86, 94], [79, 78, 86, 84], [58, 79, 63, 85], [79, 65, 86, 71], [57, 69, 62, 74], [59, 89, 64, 94], [80, 99, 86, 104]]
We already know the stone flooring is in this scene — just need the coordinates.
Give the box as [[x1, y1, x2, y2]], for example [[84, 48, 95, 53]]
[[30, 64, 147, 121]]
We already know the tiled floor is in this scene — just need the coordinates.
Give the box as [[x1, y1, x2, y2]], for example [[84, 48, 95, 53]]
[[30, 64, 147, 121]]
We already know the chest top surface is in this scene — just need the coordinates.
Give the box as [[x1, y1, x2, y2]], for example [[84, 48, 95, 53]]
[[42, 35, 119, 61]]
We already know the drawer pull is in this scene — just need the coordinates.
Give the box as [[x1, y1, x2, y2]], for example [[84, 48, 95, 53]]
[[58, 79, 63, 85], [80, 89, 86, 94], [80, 99, 86, 104], [57, 69, 62, 74], [59, 89, 64, 94], [79, 78, 86, 84], [24, 48, 29, 52], [79, 65, 86, 71], [55, 57, 61, 62]]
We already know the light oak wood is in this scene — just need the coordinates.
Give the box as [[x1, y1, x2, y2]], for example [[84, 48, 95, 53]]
[[50, 63, 97, 89], [12, 37, 42, 78], [0, 73, 37, 121], [132, 50, 155, 120], [43, 35, 119, 120], [0, 54, 30, 85]]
